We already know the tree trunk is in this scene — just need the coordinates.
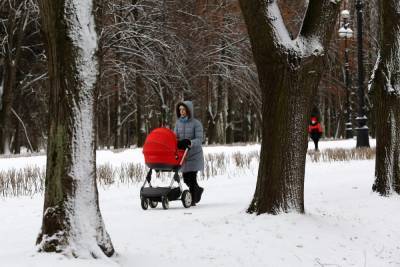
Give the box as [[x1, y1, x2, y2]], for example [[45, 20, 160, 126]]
[[242, 101, 251, 142], [372, 78, 395, 195], [371, 0, 400, 195], [239, 0, 340, 214], [0, 56, 15, 154], [226, 86, 234, 144], [114, 76, 121, 149], [107, 96, 111, 149], [0, 7, 26, 154], [320, 94, 325, 137], [216, 74, 226, 144], [207, 70, 226, 144], [325, 96, 331, 138], [394, 107, 400, 193], [248, 65, 318, 214], [136, 75, 145, 147], [13, 107, 20, 154], [36, 0, 114, 257], [206, 76, 215, 144]]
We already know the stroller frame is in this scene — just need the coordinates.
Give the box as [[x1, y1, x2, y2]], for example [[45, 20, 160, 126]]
[[140, 149, 192, 210]]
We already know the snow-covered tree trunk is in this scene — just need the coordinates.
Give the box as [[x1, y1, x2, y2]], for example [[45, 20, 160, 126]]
[[36, 0, 114, 257], [371, 0, 400, 195], [239, 0, 341, 214]]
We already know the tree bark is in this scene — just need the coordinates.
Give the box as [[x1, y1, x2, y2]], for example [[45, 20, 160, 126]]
[[216, 73, 226, 144], [239, 0, 340, 214], [136, 74, 146, 147], [36, 0, 114, 257], [0, 5, 26, 154], [114, 76, 121, 149], [226, 85, 234, 144], [107, 96, 111, 149], [371, 0, 400, 195], [326, 96, 331, 138]]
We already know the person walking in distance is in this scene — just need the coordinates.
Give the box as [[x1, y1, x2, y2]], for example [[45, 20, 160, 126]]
[[308, 116, 323, 151]]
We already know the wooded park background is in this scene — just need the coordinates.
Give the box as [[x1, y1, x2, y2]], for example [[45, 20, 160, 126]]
[[0, 0, 378, 154]]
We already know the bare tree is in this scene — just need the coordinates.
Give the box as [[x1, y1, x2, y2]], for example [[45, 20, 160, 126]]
[[239, 0, 341, 214], [371, 0, 400, 195], [0, 0, 48, 154], [0, 0, 30, 154], [36, 0, 114, 257], [0, 0, 379, 153]]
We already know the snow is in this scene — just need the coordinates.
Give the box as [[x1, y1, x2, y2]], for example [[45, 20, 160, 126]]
[[267, 2, 293, 46], [266, 2, 325, 60], [2, 139, 400, 266], [368, 51, 380, 93], [65, 0, 98, 243], [0, 139, 375, 172], [338, 26, 353, 38], [296, 36, 324, 57], [385, 34, 400, 95], [356, 116, 368, 120]]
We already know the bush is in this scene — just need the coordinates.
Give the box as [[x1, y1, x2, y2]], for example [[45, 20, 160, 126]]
[[0, 147, 375, 198]]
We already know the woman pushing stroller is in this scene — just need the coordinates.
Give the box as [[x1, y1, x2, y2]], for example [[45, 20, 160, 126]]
[[174, 101, 204, 206]]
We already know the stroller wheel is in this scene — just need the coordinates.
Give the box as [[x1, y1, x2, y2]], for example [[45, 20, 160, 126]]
[[161, 196, 169, 210], [141, 197, 149, 210], [181, 190, 192, 208], [149, 200, 158, 208]]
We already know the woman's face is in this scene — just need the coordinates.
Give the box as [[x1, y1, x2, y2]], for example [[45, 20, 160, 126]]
[[179, 105, 187, 117]]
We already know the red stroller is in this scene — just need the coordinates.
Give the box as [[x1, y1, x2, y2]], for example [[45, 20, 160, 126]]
[[140, 127, 192, 209]]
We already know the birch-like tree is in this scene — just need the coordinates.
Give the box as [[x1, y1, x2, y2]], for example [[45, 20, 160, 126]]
[[36, 0, 114, 257], [371, 0, 400, 195], [239, 0, 341, 214]]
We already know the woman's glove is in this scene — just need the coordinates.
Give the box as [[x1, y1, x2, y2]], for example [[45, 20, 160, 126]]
[[177, 139, 191, 150]]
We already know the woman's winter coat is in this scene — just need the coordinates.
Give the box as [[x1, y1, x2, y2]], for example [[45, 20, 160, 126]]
[[308, 123, 323, 134], [308, 117, 323, 143], [174, 101, 204, 173]]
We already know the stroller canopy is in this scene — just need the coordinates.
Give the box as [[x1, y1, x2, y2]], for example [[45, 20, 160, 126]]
[[143, 128, 184, 170]]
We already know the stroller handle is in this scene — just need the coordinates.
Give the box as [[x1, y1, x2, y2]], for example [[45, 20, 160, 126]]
[[179, 148, 189, 166]]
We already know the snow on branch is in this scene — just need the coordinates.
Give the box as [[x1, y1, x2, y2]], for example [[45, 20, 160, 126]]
[[368, 51, 380, 93], [384, 31, 400, 96], [266, 2, 292, 49], [267, 1, 324, 58]]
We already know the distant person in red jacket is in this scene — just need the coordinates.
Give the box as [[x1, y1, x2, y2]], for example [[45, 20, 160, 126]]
[[308, 116, 323, 151]]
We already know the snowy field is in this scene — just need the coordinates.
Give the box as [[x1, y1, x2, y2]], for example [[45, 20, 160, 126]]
[[0, 138, 376, 171], [2, 138, 400, 267]]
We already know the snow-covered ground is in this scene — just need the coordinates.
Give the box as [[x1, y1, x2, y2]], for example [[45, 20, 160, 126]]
[[2, 138, 400, 267], [0, 138, 376, 171]]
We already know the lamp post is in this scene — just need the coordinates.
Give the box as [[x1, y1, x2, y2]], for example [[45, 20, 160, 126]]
[[338, 9, 353, 139], [355, 0, 370, 147]]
